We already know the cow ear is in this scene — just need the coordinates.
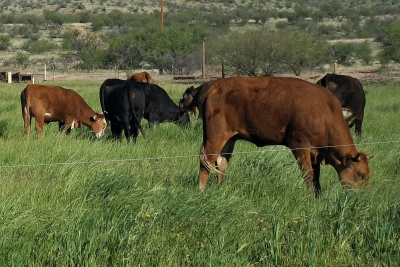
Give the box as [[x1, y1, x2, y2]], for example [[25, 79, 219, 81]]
[[342, 154, 353, 167]]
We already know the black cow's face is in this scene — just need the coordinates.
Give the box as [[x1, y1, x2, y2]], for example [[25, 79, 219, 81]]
[[177, 109, 190, 125], [178, 86, 195, 109]]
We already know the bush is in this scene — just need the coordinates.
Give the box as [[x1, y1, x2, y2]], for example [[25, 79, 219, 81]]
[[0, 35, 11, 51]]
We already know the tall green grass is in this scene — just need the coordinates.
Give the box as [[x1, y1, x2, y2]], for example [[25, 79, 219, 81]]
[[0, 80, 399, 266]]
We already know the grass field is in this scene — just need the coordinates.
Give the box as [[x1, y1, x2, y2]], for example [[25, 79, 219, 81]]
[[0, 80, 399, 266]]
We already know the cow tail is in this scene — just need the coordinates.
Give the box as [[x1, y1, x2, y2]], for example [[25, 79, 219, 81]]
[[20, 86, 30, 133], [128, 87, 145, 138], [99, 85, 107, 114]]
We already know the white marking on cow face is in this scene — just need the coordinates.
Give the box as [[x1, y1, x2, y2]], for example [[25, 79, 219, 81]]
[[44, 112, 51, 117], [342, 108, 353, 121], [95, 128, 106, 138], [94, 118, 107, 138]]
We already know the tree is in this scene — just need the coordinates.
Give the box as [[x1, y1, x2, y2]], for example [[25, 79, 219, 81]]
[[13, 52, 30, 70], [43, 10, 74, 27], [375, 20, 400, 63], [0, 35, 11, 51], [329, 42, 356, 65], [62, 29, 105, 71], [210, 29, 327, 76], [103, 32, 143, 70], [354, 41, 374, 65], [224, 30, 265, 75], [279, 30, 327, 76], [319, 0, 344, 20]]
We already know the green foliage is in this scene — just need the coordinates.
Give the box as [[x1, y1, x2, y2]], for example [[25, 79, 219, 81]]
[[43, 10, 75, 27], [62, 29, 105, 71], [0, 81, 399, 266], [329, 42, 356, 65], [22, 38, 59, 54], [12, 52, 30, 69], [354, 41, 374, 65], [320, 0, 344, 20], [2, 1, 400, 72], [376, 20, 400, 63], [0, 35, 11, 51], [210, 29, 327, 76]]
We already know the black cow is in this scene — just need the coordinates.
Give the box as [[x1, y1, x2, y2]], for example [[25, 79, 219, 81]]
[[99, 79, 145, 141], [178, 81, 211, 119], [100, 79, 189, 127], [316, 73, 366, 139]]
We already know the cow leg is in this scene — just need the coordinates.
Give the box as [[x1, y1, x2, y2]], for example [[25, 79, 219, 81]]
[[290, 146, 317, 196], [24, 117, 31, 137], [121, 117, 132, 141], [354, 118, 363, 140], [58, 121, 71, 134], [58, 121, 64, 132], [22, 107, 31, 137], [129, 118, 139, 142], [216, 138, 237, 185], [199, 134, 234, 191], [34, 119, 45, 136], [111, 122, 122, 140], [62, 119, 74, 135], [312, 163, 321, 197]]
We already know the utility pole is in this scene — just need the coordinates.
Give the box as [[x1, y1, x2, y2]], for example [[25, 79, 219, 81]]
[[160, 0, 164, 28]]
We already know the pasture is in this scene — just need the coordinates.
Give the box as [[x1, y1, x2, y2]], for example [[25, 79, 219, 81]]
[[0, 80, 399, 266]]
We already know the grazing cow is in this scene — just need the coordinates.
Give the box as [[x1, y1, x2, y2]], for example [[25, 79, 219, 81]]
[[100, 79, 189, 127], [316, 73, 366, 139], [178, 81, 211, 118], [99, 79, 145, 141], [21, 84, 107, 138], [127, 71, 155, 84], [199, 76, 372, 197]]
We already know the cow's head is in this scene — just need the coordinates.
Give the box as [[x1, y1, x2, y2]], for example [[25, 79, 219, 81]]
[[178, 86, 195, 109], [175, 109, 190, 126], [90, 113, 107, 138], [338, 153, 373, 188]]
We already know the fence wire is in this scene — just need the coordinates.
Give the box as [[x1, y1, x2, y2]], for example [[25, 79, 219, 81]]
[[0, 140, 398, 169]]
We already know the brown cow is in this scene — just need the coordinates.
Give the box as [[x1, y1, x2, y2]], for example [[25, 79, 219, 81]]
[[127, 71, 155, 84], [21, 84, 107, 138], [199, 76, 372, 197], [316, 73, 366, 139]]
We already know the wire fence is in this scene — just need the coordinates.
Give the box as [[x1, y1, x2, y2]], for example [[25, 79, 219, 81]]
[[0, 140, 398, 169]]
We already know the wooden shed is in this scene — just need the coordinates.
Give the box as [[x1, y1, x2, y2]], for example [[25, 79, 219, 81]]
[[0, 71, 45, 83]]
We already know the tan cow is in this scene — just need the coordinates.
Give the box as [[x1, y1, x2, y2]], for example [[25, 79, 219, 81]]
[[127, 71, 155, 84], [198, 76, 372, 197], [21, 84, 107, 138]]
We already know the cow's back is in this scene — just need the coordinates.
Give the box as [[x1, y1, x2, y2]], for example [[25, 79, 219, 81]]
[[317, 73, 366, 138], [202, 76, 351, 147], [23, 84, 80, 117], [318, 74, 365, 111]]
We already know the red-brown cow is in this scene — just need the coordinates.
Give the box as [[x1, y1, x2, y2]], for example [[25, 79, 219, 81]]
[[21, 84, 107, 138], [199, 76, 372, 197], [127, 71, 155, 84]]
